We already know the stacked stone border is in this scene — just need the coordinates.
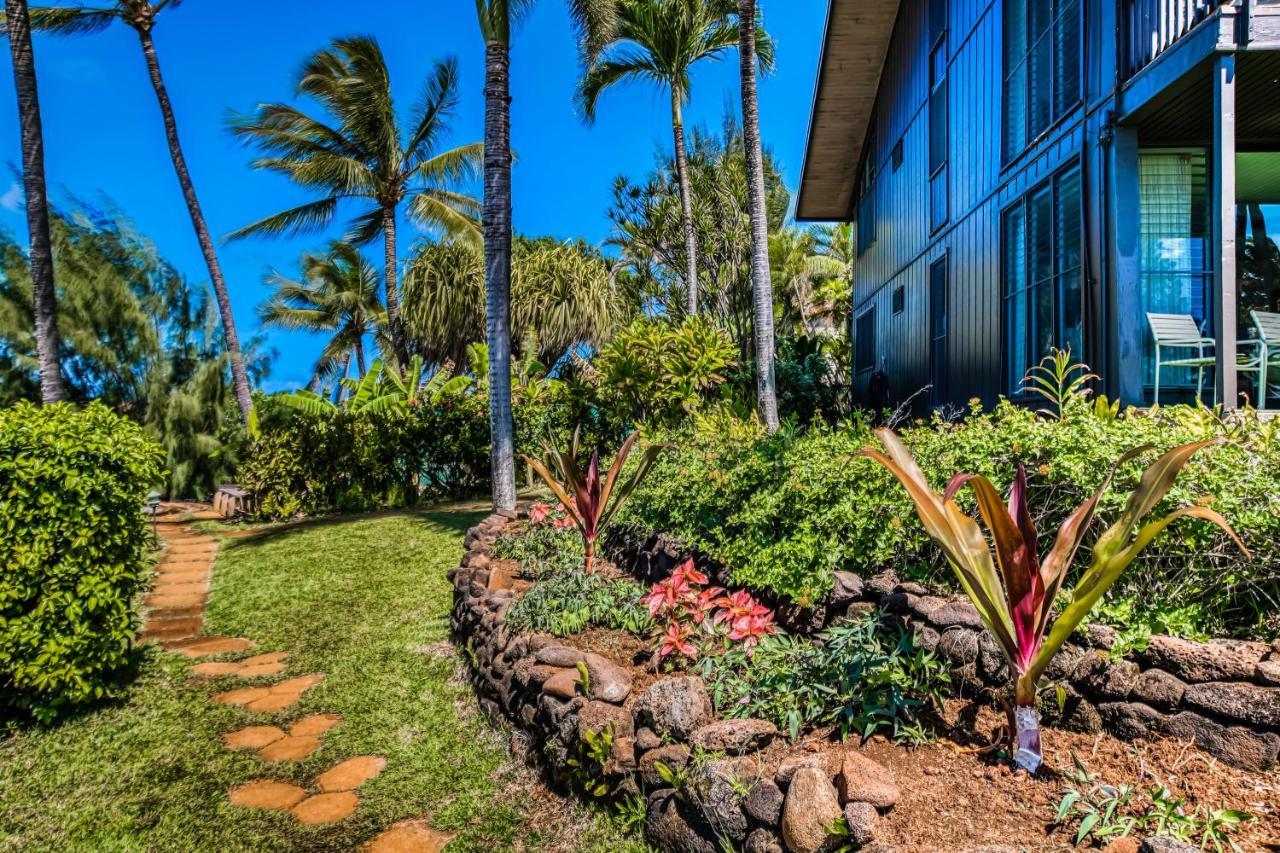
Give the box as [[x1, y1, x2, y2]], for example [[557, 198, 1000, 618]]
[[604, 526, 1280, 772]]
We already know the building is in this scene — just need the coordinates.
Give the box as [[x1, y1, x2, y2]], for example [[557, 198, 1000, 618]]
[[797, 0, 1280, 412]]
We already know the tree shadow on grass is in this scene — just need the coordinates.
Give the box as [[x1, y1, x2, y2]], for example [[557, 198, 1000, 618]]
[[213, 504, 489, 552], [0, 644, 160, 737]]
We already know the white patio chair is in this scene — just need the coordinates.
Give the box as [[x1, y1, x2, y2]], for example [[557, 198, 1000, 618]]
[[1148, 313, 1215, 404], [1250, 310, 1280, 407]]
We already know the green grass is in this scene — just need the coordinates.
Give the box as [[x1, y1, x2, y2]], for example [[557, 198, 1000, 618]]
[[0, 509, 648, 852]]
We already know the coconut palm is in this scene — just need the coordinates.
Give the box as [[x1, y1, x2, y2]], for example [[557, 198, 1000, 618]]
[[258, 241, 387, 391], [578, 0, 772, 317], [473, 0, 615, 511], [736, 0, 776, 431], [11, 0, 253, 419], [2, 0, 63, 402], [228, 40, 482, 368]]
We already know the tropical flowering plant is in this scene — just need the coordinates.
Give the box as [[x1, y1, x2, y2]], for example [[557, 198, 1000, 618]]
[[642, 559, 777, 661], [528, 502, 552, 526], [859, 428, 1248, 773], [525, 429, 667, 573]]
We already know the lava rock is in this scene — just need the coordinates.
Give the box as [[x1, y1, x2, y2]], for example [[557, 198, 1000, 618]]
[[835, 750, 900, 809], [635, 727, 662, 751], [829, 572, 865, 607], [633, 677, 712, 741], [1183, 681, 1280, 727], [1157, 709, 1280, 771], [1139, 636, 1269, 683], [541, 669, 581, 700], [745, 827, 784, 853], [781, 767, 843, 853], [1098, 701, 1163, 739], [774, 754, 833, 789], [929, 601, 984, 630], [645, 790, 718, 853], [535, 644, 587, 667], [866, 571, 899, 599], [843, 801, 879, 847], [743, 778, 784, 826], [688, 757, 753, 841], [577, 700, 634, 742], [1256, 659, 1280, 686], [639, 744, 691, 788], [938, 628, 979, 665], [689, 718, 777, 756], [1129, 668, 1187, 710], [1082, 660, 1141, 700]]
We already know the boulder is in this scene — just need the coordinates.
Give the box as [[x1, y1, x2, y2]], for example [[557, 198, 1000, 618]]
[[689, 757, 754, 841], [1085, 624, 1118, 650], [977, 632, 1009, 683], [689, 718, 777, 756], [1157, 710, 1280, 772], [781, 767, 843, 853], [866, 570, 899, 599], [909, 595, 948, 621], [834, 750, 900, 809], [535, 644, 587, 668], [1129, 668, 1187, 710], [1182, 681, 1280, 727], [743, 778, 784, 826], [1098, 701, 1163, 739], [635, 727, 662, 752], [842, 801, 879, 847], [583, 652, 633, 703], [1139, 636, 1269, 683], [938, 628, 979, 665], [1081, 659, 1141, 700], [774, 753, 833, 789], [634, 677, 712, 741], [929, 601, 984, 630], [645, 790, 718, 853], [1256, 659, 1280, 686], [639, 743, 691, 788], [541, 669, 581, 700], [829, 572, 865, 607]]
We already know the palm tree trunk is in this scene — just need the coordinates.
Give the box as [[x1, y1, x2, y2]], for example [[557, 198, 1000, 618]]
[[381, 205, 408, 366], [670, 92, 699, 316], [5, 0, 63, 403], [135, 27, 252, 422], [354, 334, 366, 377], [483, 40, 517, 511], [334, 352, 351, 404], [738, 0, 778, 432]]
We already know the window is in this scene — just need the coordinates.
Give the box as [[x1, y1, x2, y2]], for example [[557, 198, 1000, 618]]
[[930, 255, 949, 406], [892, 285, 906, 314], [929, 1, 948, 231], [856, 131, 878, 255], [855, 308, 877, 373], [1003, 163, 1082, 394], [1003, 0, 1082, 160], [892, 139, 904, 171]]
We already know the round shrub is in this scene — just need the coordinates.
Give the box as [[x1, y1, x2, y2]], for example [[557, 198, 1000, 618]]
[[0, 401, 164, 722]]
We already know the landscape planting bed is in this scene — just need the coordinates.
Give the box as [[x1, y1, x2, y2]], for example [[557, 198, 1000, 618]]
[[451, 510, 1280, 852]]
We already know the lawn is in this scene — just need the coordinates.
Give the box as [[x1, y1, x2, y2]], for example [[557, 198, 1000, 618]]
[[0, 508, 648, 853]]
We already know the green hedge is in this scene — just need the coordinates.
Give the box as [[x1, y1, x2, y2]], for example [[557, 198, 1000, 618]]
[[621, 400, 1280, 640], [0, 402, 164, 722]]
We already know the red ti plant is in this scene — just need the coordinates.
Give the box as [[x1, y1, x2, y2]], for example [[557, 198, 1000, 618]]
[[860, 429, 1249, 772], [524, 429, 667, 574]]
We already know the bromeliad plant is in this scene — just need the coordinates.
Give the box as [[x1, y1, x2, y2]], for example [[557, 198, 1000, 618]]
[[525, 429, 667, 574], [859, 428, 1249, 773]]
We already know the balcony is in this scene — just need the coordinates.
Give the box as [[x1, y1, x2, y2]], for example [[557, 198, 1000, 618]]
[[1123, 0, 1225, 76]]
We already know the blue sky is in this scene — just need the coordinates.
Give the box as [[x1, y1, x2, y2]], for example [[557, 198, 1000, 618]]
[[0, 0, 825, 391]]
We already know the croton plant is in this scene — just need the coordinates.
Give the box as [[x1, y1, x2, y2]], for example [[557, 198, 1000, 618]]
[[525, 429, 667, 574], [860, 428, 1248, 772]]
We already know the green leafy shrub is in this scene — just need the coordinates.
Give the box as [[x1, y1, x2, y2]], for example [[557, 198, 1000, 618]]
[[505, 571, 653, 637], [694, 610, 949, 744], [622, 400, 1280, 639], [0, 402, 164, 722], [492, 522, 584, 579]]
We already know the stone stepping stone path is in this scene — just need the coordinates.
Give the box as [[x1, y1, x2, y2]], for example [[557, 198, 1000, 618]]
[[147, 503, 453, 847]]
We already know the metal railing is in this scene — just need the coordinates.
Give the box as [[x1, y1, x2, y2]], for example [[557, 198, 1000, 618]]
[[1123, 0, 1225, 76]]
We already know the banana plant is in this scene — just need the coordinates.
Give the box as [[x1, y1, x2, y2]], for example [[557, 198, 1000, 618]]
[[524, 429, 668, 574], [859, 428, 1248, 772]]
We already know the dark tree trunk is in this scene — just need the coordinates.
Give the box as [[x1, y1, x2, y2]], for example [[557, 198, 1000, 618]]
[[136, 27, 252, 422], [381, 204, 408, 366], [739, 0, 778, 432], [670, 94, 699, 316], [483, 40, 517, 510], [6, 0, 63, 403], [354, 333, 366, 377]]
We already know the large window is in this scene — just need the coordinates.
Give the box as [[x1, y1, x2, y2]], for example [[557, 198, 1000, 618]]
[[855, 307, 877, 374], [1003, 164, 1082, 393], [1003, 0, 1082, 160], [929, 0, 948, 231]]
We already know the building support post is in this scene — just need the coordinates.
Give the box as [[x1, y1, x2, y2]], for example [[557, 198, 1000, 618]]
[[1111, 124, 1144, 405], [1211, 53, 1238, 409]]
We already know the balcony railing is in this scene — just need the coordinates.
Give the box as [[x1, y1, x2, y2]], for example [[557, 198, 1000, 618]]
[[1123, 0, 1225, 76]]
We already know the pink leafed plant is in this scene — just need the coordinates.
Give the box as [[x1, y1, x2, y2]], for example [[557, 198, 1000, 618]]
[[641, 558, 777, 661], [528, 502, 552, 526]]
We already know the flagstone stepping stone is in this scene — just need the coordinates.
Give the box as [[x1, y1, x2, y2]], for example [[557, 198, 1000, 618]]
[[292, 791, 359, 825], [273, 674, 325, 694], [214, 686, 272, 707], [192, 661, 245, 678], [154, 570, 210, 584], [289, 713, 343, 737], [364, 821, 455, 852], [242, 652, 290, 667], [237, 662, 288, 678], [229, 780, 307, 811], [315, 756, 387, 792], [172, 637, 255, 658], [146, 592, 206, 609], [223, 725, 286, 750], [258, 734, 322, 762], [246, 692, 305, 713]]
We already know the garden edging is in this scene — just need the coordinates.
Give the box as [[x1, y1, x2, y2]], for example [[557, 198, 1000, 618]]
[[604, 525, 1280, 773]]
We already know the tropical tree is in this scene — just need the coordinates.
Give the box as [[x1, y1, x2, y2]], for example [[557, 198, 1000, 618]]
[[228, 39, 483, 367], [2, 0, 62, 402], [579, 0, 772, 317], [258, 241, 387, 390], [12, 0, 254, 419], [474, 0, 615, 511], [736, 0, 777, 431]]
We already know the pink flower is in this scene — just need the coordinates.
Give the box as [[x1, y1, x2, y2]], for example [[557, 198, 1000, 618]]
[[672, 558, 709, 587], [528, 503, 551, 526], [659, 621, 699, 658]]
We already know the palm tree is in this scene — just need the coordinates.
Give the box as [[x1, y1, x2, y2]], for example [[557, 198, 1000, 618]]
[[737, 0, 777, 432], [2, 0, 63, 402], [17, 0, 253, 420], [228, 40, 483, 368], [258, 241, 387, 390], [579, 0, 770, 317]]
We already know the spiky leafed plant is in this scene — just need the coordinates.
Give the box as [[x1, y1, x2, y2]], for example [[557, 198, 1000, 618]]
[[228, 41, 482, 367], [7, 0, 255, 419], [578, 0, 772, 317], [2, 0, 63, 402], [525, 429, 666, 573], [860, 428, 1248, 772], [258, 241, 387, 390]]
